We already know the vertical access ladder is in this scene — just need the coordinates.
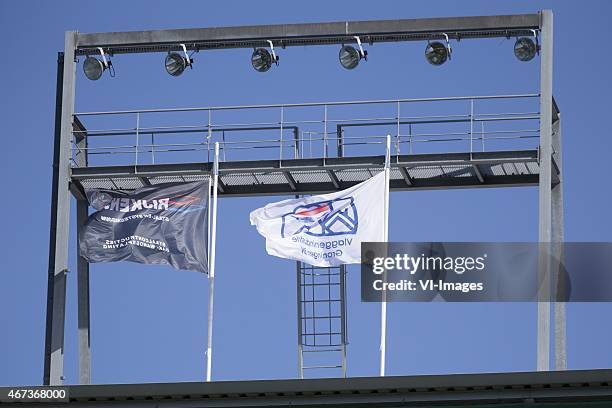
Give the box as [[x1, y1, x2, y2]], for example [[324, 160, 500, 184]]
[[297, 263, 348, 378]]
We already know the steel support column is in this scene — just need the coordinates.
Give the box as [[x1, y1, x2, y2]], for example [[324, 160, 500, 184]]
[[552, 114, 565, 370], [76, 199, 92, 384], [44, 31, 77, 386], [537, 10, 553, 372]]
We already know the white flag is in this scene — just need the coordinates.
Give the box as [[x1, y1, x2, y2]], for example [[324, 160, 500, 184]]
[[249, 171, 387, 267]]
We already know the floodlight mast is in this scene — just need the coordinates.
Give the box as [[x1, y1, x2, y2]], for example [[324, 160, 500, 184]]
[[44, 11, 563, 386]]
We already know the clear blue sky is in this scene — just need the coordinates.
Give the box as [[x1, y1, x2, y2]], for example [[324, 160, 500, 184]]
[[1, 0, 612, 386]]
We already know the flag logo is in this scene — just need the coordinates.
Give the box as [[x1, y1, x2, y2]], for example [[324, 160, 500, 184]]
[[281, 197, 358, 238], [250, 170, 386, 266]]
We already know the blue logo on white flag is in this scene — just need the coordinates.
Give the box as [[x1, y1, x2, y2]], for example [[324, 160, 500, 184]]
[[281, 197, 358, 238]]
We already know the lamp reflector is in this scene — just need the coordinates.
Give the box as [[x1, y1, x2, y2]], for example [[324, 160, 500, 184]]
[[251, 48, 273, 72], [425, 42, 449, 66], [514, 37, 537, 62], [83, 56, 105, 80], [165, 53, 190, 76], [339, 45, 361, 70]]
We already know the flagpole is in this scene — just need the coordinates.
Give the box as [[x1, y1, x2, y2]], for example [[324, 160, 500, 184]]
[[207, 173, 212, 276], [380, 135, 391, 376], [206, 142, 220, 382]]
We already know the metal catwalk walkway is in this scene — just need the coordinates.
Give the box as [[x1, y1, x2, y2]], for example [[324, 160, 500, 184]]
[[71, 150, 545, 195], [69, 94, 555, 197]]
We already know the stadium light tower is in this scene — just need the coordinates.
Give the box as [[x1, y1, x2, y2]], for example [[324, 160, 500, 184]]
[[45, 11, 562, 386]]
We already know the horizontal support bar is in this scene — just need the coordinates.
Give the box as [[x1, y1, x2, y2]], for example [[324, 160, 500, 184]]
[[75, 14, 540, 55]]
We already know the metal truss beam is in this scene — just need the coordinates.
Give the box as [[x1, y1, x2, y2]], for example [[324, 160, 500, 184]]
[[75, 14, 540, 55], [213, 176, 538, 197], [70, 150, 545, 197], [327, 169, 341, 189], [472, 164, 485, 183], [71, 150, 540, 179]]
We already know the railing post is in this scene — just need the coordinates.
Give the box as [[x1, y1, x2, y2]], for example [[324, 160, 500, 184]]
[[207, 109, 212, 162], [323, 104, 328, 163], [293, 127, 300, 159], [481, 122, 485, 152], [396, 101, 401, 159], [336, 125, 343, 157], [308, 131, 313, 158], [280, 106, 284, 165], [409, 123, 413, 154], [135, 112, 140, 169], [469, 99, 474, 158]]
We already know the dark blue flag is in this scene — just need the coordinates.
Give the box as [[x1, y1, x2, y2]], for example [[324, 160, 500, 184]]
[[79, 181, 209, 273]]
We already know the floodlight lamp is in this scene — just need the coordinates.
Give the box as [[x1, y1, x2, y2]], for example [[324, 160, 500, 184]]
[[339, 36, 367, 70], [165, 44, 193, 77], [514, 30, 539, 62], [83, 47, 112, 80], [425, 33, 451, 66], [251, 40, 279, 72]]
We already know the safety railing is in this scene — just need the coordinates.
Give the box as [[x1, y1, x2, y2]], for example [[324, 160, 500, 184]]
[[71, 93, 540, 167]]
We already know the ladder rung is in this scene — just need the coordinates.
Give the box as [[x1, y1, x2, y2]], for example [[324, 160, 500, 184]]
[[301, 299, 341, 303], [301, 316, 341, 320], [301, 282, 340, 287], [303, 344, 343, 347], [302, 332, 341, 336], [301, 272, 341, 276], [303, 365, 343, 369], [302, 348, 343, 353]]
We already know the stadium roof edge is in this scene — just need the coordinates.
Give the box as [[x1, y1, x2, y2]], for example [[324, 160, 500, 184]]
[[14, 369, 612, 407]]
